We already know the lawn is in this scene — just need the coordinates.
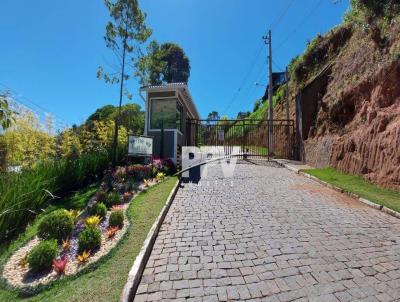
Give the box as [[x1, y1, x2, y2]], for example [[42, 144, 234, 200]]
[[0, 176, 178, 302], [303, 168, 400, 212]]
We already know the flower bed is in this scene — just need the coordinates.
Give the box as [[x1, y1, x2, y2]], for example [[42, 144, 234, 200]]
[[1, 164, 167, 291]]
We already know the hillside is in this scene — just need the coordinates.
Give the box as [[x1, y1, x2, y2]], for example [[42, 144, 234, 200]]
[[253, 0, 400, 189]]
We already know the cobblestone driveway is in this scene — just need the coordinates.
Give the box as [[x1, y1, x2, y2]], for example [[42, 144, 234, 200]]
[[134, 162, 400, 302]]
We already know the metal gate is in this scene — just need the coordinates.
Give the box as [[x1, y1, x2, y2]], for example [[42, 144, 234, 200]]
[[186, 119, 295, 160]]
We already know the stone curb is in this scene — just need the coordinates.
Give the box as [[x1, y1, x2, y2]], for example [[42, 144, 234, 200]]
[[272, 159, 400, 220], [120, 179, 181, 302]]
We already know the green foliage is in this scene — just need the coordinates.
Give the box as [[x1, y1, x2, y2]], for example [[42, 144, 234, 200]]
[[349, 0, 400, 19], [88, 202, 107, 218], [287, 25, 352, 86], [86, 103, 144, 135], [97, 0, 151, 88], [0, 150, 109, 241], [108, 210, 124, 228], [105, 191, 121, 208], [96, 190, 107, 203], [1, 106, 56, 168], [135, 41, 191, 85], [252, 99, 262, 113], [0, 177, 177, 299], [27, 239, 58, 272], [37, 209, 74, 241], [0, 92, 15, 131], [85, 215, 101, 228], [304, 168, 400, 213], [78, 226, 102, 253]]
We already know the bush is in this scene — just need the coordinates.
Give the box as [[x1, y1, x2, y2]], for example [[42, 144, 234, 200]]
[[95, 190, 107, 202], [152, 158, 175, 175], [88, 202, 107, 218], [105, 191, 121, 208], [0, 150, 109, 241], [38, 209, 74, 241], [78, 226, 101, 253], [109, 210, 124, 229], [27, 239, 58, 272], [126, 165, 152, 181]]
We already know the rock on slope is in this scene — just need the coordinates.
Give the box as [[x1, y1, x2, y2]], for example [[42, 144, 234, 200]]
[[275, 19, 400, 189]]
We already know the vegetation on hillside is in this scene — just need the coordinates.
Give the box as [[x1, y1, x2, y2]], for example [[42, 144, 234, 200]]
[[249, 0, 400, 121]]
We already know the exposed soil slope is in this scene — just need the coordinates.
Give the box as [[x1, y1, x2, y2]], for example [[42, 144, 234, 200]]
[[274, 19, 400, 189]]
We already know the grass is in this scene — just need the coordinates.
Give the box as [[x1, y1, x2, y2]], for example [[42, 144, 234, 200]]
[[0, 184, 98, 262], [247, 146, 268, 156], [0, 151, 109, 241], [303, 167, 400, 212], [0, 176, 177, 302]]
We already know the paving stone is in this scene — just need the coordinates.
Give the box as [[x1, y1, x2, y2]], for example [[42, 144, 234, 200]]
[[133, 163, 400, 301]]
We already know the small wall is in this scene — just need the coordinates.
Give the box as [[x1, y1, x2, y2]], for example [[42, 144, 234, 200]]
[[296, 66, 332, 162]]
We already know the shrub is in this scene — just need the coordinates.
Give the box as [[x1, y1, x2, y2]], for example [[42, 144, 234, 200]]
[[38, 209, 74, 241], [109, 210, 124, 229], [88, 202, 107, 218], [152, 158, 175, 175], [113, 166, 127, 181], [123, 192, 132, 202], [156, 172, 165, 182], [349, 0, 400, 19], [85, 215, 101, 228], [65, 209, 82, 223], [78, 226, 101, 253], [27, 239, 58, 272], [126, 165, 152, 181], [105, 191, 121, 208], [95, 190, 107, 202], [0, 150, 109, 241]]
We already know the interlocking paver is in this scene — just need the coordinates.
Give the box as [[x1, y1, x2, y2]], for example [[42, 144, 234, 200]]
[[133, 162, 400, 301]]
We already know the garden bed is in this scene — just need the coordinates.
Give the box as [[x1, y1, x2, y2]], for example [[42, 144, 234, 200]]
[[1, 162, 171, 292]]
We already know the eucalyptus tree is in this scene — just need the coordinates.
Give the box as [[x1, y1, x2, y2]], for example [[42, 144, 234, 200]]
[[97, 0, 152, 166]]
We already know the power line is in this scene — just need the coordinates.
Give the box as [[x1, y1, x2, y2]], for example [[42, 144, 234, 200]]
[[272, 59, 284, 72], [223, 0, 297, 116], [269, 0, 297, 30], [0, 82, 70, 127], [221, 42, 264, 116], [275, 0, 324, 51]]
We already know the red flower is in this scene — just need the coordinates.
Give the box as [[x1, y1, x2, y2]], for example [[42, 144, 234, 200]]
[[53, 256, 68, 275]]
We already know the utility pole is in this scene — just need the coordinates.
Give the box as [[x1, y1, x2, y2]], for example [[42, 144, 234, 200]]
[[285, 67, 289, 121], [285, 67, 290, 158], [263, 30, 274, 156]]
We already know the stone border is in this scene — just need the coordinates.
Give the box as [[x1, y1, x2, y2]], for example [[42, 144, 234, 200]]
[[120, 178, 181, 302], [273, 160, 400, 220]]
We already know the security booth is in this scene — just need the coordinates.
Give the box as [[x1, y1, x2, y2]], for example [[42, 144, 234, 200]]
[[140, 83, 200, 165]]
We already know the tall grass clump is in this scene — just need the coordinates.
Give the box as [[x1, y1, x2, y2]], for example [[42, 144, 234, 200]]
[[0, 150, 109, 241]]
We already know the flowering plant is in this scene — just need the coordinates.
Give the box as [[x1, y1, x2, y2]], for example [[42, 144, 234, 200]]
[[53, 256, 68, 275], [152, 158, 175, 175], [126, 165, 152, 181]]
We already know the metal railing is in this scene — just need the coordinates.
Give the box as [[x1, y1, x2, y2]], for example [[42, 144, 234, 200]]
[[186, 119, 295, 160]]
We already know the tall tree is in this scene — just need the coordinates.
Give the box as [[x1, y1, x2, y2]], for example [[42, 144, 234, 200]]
[[136, 41, 191, 85], [98, 0, 152, 166]]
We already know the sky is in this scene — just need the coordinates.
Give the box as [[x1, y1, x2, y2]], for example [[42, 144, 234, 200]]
[[0, 0, 350, 128]]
